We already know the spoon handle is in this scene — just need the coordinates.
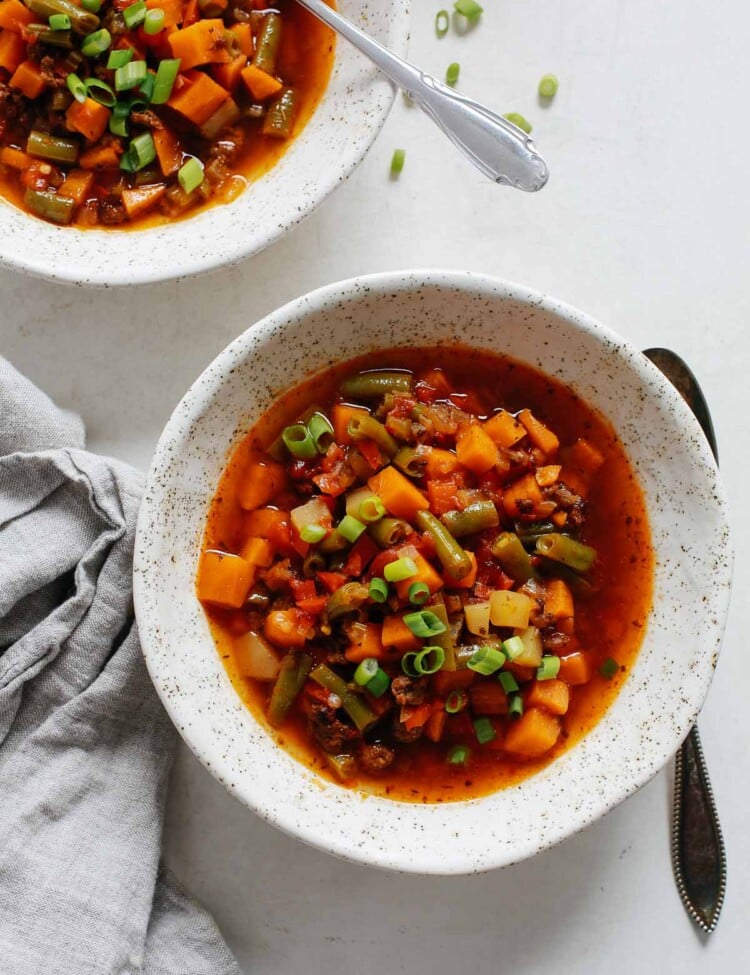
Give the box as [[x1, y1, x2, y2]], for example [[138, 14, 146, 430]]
[[295, 0, 549, 191]]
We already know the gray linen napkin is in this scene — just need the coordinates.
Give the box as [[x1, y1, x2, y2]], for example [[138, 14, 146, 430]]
[[0, 358, 240, 975]]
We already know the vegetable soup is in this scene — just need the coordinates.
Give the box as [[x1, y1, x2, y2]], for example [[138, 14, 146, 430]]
[[198, 348, 653, 803]]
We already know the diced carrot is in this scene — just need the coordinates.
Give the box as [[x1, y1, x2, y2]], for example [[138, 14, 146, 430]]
[[535, 464, 561, 487], [0, 145, 31, 169], [426, 478, 459, 516], [558, 467, 590, 499], [230, 22, 253, 57], [121, 183, 166, 220], [456, 423, 498, 474], [66, 98, 110, 142], [483, 410, 526, 448], [296, 595, 327, 615], [0, 28, 24, 73], [290, 579, 316, 602], [544, 578, 574, 621], [423, 447, 462, 478], [381, 614, 420, 652], [196, 549, 253, 609], [239, 536, 274, 568], [10, 59, 45, 99], [526, 679, 570, 715], [341, 533, 377, 577], [79, 143, 122, 170], [146, 0, 183, 28], [213, 53, 246, 93], [518, 409, 560, 455], [344, 622, 384, 662], [263, 608, 311, 649], [240, 62, 283, 100], [502, 472, 543, 519], [425, 705, 447, 743], [432, 669, 475, 696], [441, 550, 476, 590], [469, 682, 508, 715], [57, 169, 94, 207], [331, 403, 368, 445], [153, 125, 182, 176], [244, 507, 287, 538], [400, 702, 432, 731], [551, 510, 568, 527], [394, 546, 443, 600], [368, 466, 429, 522], [558, 651, 592, 686], [168, 19, 231, 69], [0, 0, 35, 33], [568, 437, 605, 473], [316, 570, 347, 594], [504, 707, 561, 757], [237, 458, 286, 510], [167, 69, 229, 126]]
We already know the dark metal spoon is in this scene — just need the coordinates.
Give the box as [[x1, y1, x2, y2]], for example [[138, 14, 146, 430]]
[[643, 348, 727, 935]]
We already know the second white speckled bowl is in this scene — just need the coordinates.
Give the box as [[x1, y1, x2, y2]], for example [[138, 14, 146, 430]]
[[134, 270, 732, 874]]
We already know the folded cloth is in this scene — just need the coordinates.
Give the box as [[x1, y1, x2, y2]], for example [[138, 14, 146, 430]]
[[0, 358, 240, 975]]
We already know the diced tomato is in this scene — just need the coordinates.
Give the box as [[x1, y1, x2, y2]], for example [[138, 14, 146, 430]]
[[426, 477, 463, 516], [367, 548, 401, 580], [449, 390, 485, 415], [356, 438, 382, 470], [316, 571, 347, 594], [342, 534, 378, 576], [400, 703, 432, 730], [290, 579, 316, 603], [412, 530, 437, 560], [296, 596, 328, 615]]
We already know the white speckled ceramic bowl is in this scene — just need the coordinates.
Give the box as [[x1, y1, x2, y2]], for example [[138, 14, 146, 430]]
[[0, 1, 409, 287], [134, 270, 732, 874]]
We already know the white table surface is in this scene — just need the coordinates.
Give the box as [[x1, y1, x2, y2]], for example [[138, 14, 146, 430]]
[[4, 0, 749, 971]]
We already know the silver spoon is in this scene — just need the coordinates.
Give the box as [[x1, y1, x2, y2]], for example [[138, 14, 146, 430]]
[[295, 0, 549, 191]]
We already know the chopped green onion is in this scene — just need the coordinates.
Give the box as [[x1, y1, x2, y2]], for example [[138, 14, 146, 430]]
[[338, 515, 366, 544], [123, 0, 147, 28], [308, 412, 334, 454], [366, 668, 390, 698], [504, 112, 532, 134], [414, 645, 445, 675], [498, 671, 519, 694], [383, 556, 417, 583], [300, 524, 326, 544], [109, 101, 130, 137], [139, 71, 155, 102], [467, 644, 505, 675], [454, 0, 483, 20], [401, 652, 420, 677], [407, 581, 430, 606], [445, 689, 467, 714], [508, 693, 524, 719], [66, 72, 87, 104], [445, 62, 460, 87], [81, 0, 102, 10], [107, 48, 133, 70], [81, 28, 111, 57], [537, 655, 561, 681], [447, 744, 470, 766], [369, 577, 388, 603], [84, 78, 116, 107], [501, 635, 525, 661], [599, 657, 620, 679], [122, 131, 155, 172], [115, 59, 148, 92], [435, 9, 449, 36], [48, 13, 70, 29], [151, 57, 181, 104], [358, 496, 386, 523], [281, 422, 316, 459], [473, 716, 496, 745], [390, 148, 405, 177], [538, 73, 559, 99], [403, 609, 447, 639], [177, 156, 204, 194], [353, 657, 379, 686], [143, 7, 165, 34]]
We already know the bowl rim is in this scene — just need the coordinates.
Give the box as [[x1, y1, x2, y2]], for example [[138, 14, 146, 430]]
[[0, 0, 411, 288], [134, 268, 733, 874]]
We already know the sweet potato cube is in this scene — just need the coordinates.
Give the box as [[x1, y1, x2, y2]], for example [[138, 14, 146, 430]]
[[504, 707, 561, 757], [526, 678, 570, 715], [197, 550, 253, 608]]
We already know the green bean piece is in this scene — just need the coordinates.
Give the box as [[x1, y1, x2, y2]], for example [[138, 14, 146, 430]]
[[347, 413, 398, 457], [535, 533, 596, 573], [326, 582, 369, 620], [340, 370, 413, 399], [27, 130, 79, 165], [26, 0, 100, 35], [262, 87, 298, 139], [318, 529, 349, 554], [23, 188, 75, 225], [415, 509, 472, 580], [302, 549, 326, 578], [441, 500, 499, 538], [200, 97, 241, 140], [325, 753, 357, 780], [393, 446, 427, 478], [50, 88, 74, 111], [491, 531, 535, 582], [24, 23, 73, 47], [367, 516, 409, 548], [514, 520, 559, 548], [310, 664, 376, 731], [536, 556, 597, 597], [267, 653, 312, 727], [253, 11, 282, 74], [428, 602, 456, 671]]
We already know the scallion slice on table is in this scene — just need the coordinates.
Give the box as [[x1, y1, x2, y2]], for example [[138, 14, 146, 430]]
[[151, 58, 181, 104], [368, 577, 388, 603], [435, 9, 449, 37], [454, 0, 483, 21], [384, 556, 417, 582], [81, 27, 111, 56], [447, 744, 470, 766], [538, 74, 559, 99], [503, 112, 532, 133], [403, 609, 447, 638], [445, 62, 460, 87], [390, 148, 405, 177], [473, 716, 496, 744]]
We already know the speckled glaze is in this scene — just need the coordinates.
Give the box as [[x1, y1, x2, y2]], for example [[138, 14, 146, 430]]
[[0, 1, 410, 287], [133, 270, 733, 875]]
